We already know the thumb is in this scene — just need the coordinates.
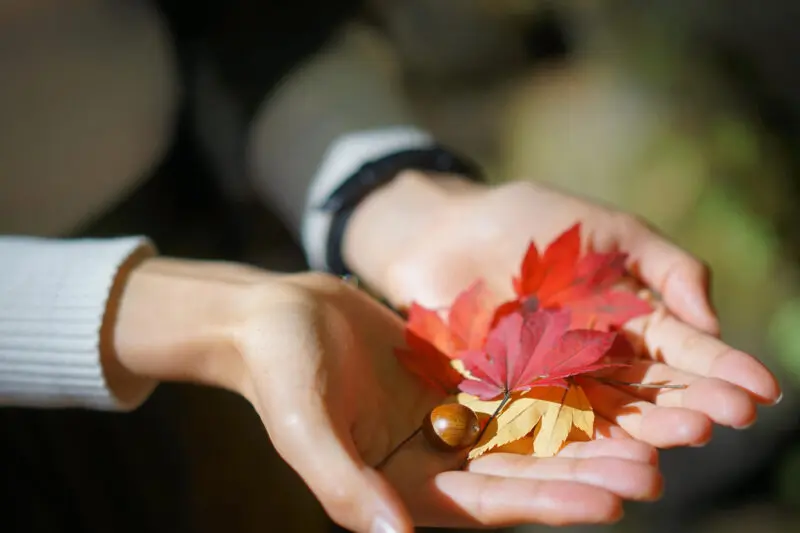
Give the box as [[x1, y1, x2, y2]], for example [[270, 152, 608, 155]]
[[269, 395, 412, 533]]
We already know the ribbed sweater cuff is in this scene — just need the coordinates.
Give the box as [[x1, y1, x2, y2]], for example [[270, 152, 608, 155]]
[[0, 236, 158, 411], [301, 126, 435, 271]]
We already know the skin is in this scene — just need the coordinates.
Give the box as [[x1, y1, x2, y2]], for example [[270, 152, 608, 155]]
[[108, 173, 781, 533]]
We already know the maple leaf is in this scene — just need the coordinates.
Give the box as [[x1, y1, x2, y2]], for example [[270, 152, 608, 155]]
[[457, 309, 621, 401], [405, 304, 453, 356], [494, 436, 535, 455], [394, 331, 463, 394], [458, 383, 596, 459], [531, 384, 594, 457], [511, 223, 652, 330], [458, 392, 548, 459], [394, 281, 501, 394], [406, 280, 497, 357]]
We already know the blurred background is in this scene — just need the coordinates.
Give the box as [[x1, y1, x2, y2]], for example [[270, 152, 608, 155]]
[[395, 2, 800, 533], [3, 1, 800, 532], [395, 2, 800, 532]]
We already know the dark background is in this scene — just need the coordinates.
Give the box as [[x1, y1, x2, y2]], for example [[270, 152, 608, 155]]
[[3, 2, 800, 532]]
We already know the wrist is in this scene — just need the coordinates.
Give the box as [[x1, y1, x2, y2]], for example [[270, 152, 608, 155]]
[[342, 170, 483, 290], [108, 257, 270, 395]]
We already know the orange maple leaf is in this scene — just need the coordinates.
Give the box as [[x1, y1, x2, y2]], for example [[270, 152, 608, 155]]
[[406, 280, 497, 357], [395, 281, 500, 393], [394, 330, 463, 394], [459, 383, 595, 459]]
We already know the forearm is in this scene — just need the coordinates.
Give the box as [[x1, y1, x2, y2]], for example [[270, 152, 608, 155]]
[[110, 256, 267, 394], [246, 22, 435, 256], [244, 21, 489, 291], [341, 170, 480, 291], [0, 236, 297, 410]]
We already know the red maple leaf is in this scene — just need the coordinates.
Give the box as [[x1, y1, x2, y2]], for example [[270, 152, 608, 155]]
[[406, 280, 497, 357], [395, 280, 498, 393], [394, 332, 463, 394], [458, 309, 621, 400], [510, 223, 652, 330]]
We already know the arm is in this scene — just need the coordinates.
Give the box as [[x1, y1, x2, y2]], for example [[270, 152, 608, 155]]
[[245, 21, 440, 270], [242, 19, 722, 326], [0, 235, 270, 410], [0, 241, 662, 530]]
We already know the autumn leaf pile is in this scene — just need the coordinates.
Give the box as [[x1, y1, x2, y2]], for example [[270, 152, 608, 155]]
[[395, 224, 653, 459]]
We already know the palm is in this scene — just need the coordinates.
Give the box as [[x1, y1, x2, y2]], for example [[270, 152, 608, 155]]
[[332, 311, 444, 469], [382, 182, 686, 307], [378, 181, 780, 450], [243, 276, 662, 530]]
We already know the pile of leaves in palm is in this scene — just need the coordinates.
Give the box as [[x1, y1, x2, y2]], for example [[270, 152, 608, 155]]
[[393, 223, 661, 461]]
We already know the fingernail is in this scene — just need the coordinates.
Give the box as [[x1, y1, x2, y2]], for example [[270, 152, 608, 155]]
[[690, 297, 719, 334], [371, 515, 399, 533], [651, 474, 666, 501], [691, 436, 711, 448], [649, 448, 660, 467], [772, 391, 784, 406], [678, 275, 719, 334], [734, 419, 756, 430]]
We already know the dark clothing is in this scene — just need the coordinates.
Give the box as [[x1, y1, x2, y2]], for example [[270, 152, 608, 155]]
[[158, 0, 361, 116]]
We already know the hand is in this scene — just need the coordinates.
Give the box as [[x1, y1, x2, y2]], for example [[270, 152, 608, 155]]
[[344, 172, 782, 449], [110, 260, 662, 532]]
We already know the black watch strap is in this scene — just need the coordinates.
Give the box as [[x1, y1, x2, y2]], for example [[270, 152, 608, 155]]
[[319, 145, 485, 276]]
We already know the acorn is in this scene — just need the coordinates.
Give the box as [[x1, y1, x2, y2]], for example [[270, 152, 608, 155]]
[[422, 404, 481, 452]]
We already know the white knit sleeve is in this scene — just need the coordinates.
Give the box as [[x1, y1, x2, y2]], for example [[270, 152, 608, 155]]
[[0, 236, 158, 411], [301, 127, 435, 272]]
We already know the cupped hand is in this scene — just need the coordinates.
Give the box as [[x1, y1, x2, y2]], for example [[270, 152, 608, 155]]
[[346, 174, 781, 451], [235, 273, 662, 532]]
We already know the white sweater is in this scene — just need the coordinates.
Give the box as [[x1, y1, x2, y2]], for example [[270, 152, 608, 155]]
[[0, 236, 155, 410]]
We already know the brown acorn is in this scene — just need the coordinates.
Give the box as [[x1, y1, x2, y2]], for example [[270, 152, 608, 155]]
[[422, 404, 481, 452]]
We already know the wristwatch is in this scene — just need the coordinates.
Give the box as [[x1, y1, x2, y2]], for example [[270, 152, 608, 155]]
[[301, 127, 485, 276], [319, 144, 485, 276]]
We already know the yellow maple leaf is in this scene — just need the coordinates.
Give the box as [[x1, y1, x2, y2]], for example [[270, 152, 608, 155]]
[[531, 384, 594, 457], [457, 392, 549, 460], [456, 383, 595, 460], [494, 435, 534, 455]]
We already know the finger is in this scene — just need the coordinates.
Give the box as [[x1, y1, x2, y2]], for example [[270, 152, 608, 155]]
[[612, 214, 719, 334], [423, 472, 623, 528], [558, 438, 658, 465], [624, 309, 782, 404], [467, 454, 663, 501], [267, 394, 412, 533], [604, 360, 758, 428], [592, 415, 634, 440], [580, 379, 713, 447]]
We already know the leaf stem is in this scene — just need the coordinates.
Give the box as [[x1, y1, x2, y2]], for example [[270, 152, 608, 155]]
[[592, 376, 688, 389], [375, 426, 423, 471], [479, 391, 512, 442], [460, 391, 512, 470]]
